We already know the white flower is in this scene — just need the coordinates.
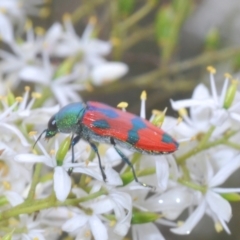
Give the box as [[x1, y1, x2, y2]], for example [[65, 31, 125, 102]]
[[62, 187, 132, 240], [14, 137, 103, 201], [171, 69, 240, 128], [19, 51, 84, 106], [170, 153, 240, 235], [91, 62, 128, 86]]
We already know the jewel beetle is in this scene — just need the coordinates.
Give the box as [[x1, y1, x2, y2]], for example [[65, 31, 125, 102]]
[[34, 101, 178, 188]]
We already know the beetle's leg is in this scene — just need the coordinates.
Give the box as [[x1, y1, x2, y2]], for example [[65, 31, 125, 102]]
[[88, 141, 107, 182], [110, 137, 155, 190], [68, 134, 81, 175]]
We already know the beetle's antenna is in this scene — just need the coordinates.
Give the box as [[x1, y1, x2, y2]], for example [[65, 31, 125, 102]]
[[33, 129, 47, 149]]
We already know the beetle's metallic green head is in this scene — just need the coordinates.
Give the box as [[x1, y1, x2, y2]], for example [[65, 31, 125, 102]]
[[33, 115, 58, 148], [33, 102, 86, 149], [45, 115, 58, 138]]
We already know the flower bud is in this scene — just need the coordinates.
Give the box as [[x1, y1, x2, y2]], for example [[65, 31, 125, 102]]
[[132, 210, 161, 224], [56, 137, 71, 166], [223, 79, 238, 109], [221, 192, 240, 202]]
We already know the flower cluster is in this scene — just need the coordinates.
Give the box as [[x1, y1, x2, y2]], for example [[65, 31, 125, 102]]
[[0, 3, 128, 106], [1, 65, 240, 240], [0, 3, 240, 240]]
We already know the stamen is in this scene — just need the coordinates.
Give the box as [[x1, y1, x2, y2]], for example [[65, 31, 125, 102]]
[[32, 92, 42, 99], [206, 66, 216, 74], [29, 131, 37, 137], [15, 97, 23, 102], [35, 27, 45, 36], [63, 13, 71, 22], [140, 90, 147, 119], [24, 19, 32, 31], [25, 86, 30, 92], [117, 102, 128, 111]]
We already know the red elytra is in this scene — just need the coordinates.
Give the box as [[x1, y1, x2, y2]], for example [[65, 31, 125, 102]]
[[82, 102, 178, 154]]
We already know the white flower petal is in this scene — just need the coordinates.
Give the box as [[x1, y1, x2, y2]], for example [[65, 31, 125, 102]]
[[105, 165, 123, 186], [147, 188, 194, 220], [171, 199, 206, 234], [19, 66, 50, 84], [192, 84, 210, 99], [14, 154, 52, 167], [0, 13, 13, 43], [0, 123, 30, 146], [73, 165, 103, 181], [213, 188, 240, 193], [4, 191, 24, 206], [170, 98, 213, 110], [209, 154, 240, 187], [83, 198, 113, 215], [156, 157, 169, 191], [132, 223, 165, 240], [62, 215, 88, 232], [54, 167, 72, 202], [91, 62, 128, 86], [89, 215, 108, 240], [206, 191, 232, 222], [210, 109, 228, 126]]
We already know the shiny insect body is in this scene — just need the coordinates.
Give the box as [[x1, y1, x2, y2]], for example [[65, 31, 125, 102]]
[[35, 101, 179, 188]]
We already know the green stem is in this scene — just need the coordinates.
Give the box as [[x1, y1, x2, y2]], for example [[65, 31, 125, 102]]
[[181, 163, 190, 181], [26, 163, 43, 201], [178, 179, 207, 193], [122, 26, 154, 50], [93, 46, 240, 94], [177, 130, 237, 165], [198, 125, 215, 149], [123, 152, 141, 173], [71, 0, 105, 24], [0, 196, 8, 206], [224, 141, 240, 150], [0, 189, 107, 221], [117, 1, 156, 32]]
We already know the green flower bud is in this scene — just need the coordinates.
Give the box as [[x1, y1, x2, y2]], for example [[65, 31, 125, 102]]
[[54, 53, 82, 79], [132, 210, 161, 224], [221, 192, 240, 202], [2, 229, 15, 240], [56, 137, 71, 166], [223, 79, 238, 109]]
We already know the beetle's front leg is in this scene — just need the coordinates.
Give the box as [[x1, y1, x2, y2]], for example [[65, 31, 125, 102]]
[[68, 134, 81, 175]]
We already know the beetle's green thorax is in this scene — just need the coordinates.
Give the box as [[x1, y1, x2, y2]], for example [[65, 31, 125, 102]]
[[55, 102, 86, 133]]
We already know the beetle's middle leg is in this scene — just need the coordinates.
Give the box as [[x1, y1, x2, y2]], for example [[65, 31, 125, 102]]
[[88, 141, 107, 182], [110, 137, 155, 190]]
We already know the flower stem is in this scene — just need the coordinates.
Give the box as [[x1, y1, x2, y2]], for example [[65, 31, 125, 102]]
[[177, 130, 237, 165], [198, 125, 215, 149], [178, 179, 207, 193], [0, 188, 107, 221], [117, 1, 156, 32], [26, 163, 43, 202]]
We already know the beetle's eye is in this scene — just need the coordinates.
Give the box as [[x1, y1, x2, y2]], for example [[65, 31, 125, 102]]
[[48, 116, 57, 131]]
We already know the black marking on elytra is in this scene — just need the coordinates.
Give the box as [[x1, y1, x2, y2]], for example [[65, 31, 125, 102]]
[[93, 119, 110, 129], [127, 117, 147, 145]]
